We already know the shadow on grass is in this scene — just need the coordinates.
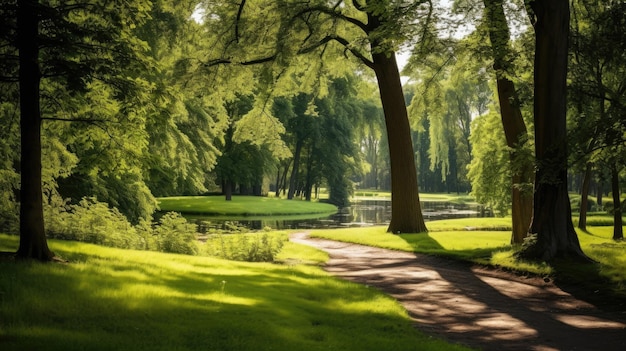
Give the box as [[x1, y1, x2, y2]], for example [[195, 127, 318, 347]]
[[551, 257, 626, 311], [399, 232, 506, 263], [0, 236, 456, 351]]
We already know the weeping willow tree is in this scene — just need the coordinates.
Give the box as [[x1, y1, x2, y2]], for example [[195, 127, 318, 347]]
[[406, 37, 491, 194]]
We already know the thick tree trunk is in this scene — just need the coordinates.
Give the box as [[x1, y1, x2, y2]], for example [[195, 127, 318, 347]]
[[484, 0, 533, 244], [16, 0, 54, 261], [611, 164, 623, 240], [521, 0, 587, 261], [371, 51, 427, 233], [287, 139, 303, 200], [578, 163, 592, 231]]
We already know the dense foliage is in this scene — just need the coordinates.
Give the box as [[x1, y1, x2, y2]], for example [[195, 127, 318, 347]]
[[0, 0, 624, 260]]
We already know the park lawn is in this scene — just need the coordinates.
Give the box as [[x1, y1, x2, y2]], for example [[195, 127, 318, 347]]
[[157, 195, 337, 217], [309, 219, 626, 296], [0, 234, 472, 351], [352, 191, 476, 204]]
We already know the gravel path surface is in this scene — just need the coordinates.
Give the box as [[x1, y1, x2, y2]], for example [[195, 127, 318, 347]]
[[290, 232, 626, 351]]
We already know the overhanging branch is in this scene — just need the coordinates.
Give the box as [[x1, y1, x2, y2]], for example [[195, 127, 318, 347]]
[[204, 54, 278, 67], [292, 5, 368, 33], [299, 35, 374, 69]]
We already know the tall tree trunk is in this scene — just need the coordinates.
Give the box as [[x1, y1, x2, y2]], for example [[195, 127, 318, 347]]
[[287, 139, 303, 200], [578, 163, 592, 231], [281, 162, 290, 196], [521, 0, 587, 261], [372, 140, 379, 189], [304, 146, 314, 201], [275, 169, 281, 197], [16, 0, 54, 261], [611, 164, 623, 240], [223, 179, 233, 201], [484, 0, 533, 244], [371, 50, 427, 233]]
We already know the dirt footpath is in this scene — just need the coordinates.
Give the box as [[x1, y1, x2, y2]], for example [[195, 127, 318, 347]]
[[290, 232, 626, 351]]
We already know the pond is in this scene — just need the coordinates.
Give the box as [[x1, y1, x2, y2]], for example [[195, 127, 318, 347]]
[[189, 199, 492, 233]]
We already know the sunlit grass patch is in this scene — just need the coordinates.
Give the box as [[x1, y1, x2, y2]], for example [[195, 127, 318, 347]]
[[310, 225, 511, 255], [427, 217, 512, 231], [157, 195, 337, 217], [490, 250, 554, 275], [309, 221, 626, 296], [0, 234, 473, 351]]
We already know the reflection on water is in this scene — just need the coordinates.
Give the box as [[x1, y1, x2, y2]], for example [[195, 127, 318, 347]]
[[191, 199, 491, 233]]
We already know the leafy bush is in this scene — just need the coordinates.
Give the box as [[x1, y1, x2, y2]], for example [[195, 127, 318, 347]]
[[151, 212, 198, 255], [46, 197, 143, 249], [36, 195, 286, 260], [45, 197, 199, 255], [0, 169, 19, 234], [570, 196, 597, 212], [202, 232, 286, 262]]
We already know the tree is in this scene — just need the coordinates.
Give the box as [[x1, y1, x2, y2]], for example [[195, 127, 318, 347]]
[[569, 0, 626, 236], [15, 0, 52, 260], [200, 0, 433, 233], [483, 0, 534, 243], [406, 38, 490, 195], [1, 0, 152, 260], [467, 107, 512, 217], [138, 2, 229, 199], [519, 0, 587, 261]]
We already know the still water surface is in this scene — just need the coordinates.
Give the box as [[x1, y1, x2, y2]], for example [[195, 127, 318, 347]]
[[191, 199, 491, 233]]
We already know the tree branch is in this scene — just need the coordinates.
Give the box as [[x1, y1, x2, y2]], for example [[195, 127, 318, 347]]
[[352, 0, 366, 12], [298, 35, 374, 69], [204, 54, 278, 67], [41, 117, 116, 124], [235, 0, 246, 43], [292, 5, 368, 33]]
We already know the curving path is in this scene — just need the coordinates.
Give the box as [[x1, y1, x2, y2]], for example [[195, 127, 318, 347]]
[[290, 232, 626, 351]]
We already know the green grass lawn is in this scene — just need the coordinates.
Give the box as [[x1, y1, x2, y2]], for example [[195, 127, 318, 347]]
[[352, 191, 476, 204], [309, 218, 626, 297], [157, 195, 337, 217], [0, 234, 472, 351]]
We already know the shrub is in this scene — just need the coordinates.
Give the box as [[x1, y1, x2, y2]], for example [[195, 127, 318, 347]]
[[202, 232, 286, 262], [152, 212, 198, 255], [46, 197, 143, 249], [0, 169, 19, 234], [45, 197, 199, 255], [570, 196, 597, 213]]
